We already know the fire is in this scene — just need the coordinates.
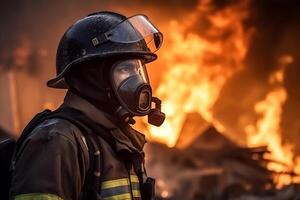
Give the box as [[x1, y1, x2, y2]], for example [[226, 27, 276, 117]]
[[146, 0, 252, 147], [245, 56, 300, 187], [143, 0, 300, 188]]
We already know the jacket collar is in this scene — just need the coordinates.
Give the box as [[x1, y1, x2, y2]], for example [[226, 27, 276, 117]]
[[63, 91, 116, 129], [62, 91, 146, 153]]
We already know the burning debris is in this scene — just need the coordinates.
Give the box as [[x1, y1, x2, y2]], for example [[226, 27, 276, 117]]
[[140, 0, 300, 197], [146, 126, 300, 200], [245, 60, 300, 187]]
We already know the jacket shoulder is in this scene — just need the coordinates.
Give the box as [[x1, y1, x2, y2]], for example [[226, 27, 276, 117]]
[[20, 118, 89, 163], [31, 118, 82, 142], [11, 118, 89, 200]]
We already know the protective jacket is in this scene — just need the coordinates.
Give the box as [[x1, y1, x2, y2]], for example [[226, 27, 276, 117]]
[[9, 92, 148, 200]]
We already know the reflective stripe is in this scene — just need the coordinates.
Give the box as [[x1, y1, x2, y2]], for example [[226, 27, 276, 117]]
[[130, 175, 140, 198], [101, 176, 141, 199], [101, 185, 131, 197], [102, 178, 130, 189], [130, 175, 139, 183], [131, 182, 139, 191], [130, 175, 140, 197], [132, 190, 141, 198], [102, 193, 131, 200], [14, 193, 63, 200]]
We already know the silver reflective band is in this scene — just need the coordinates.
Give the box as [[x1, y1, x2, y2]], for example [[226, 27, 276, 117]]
[[93, 15, 163, 53]]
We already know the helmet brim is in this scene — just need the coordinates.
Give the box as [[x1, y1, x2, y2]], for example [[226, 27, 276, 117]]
[[47, 51, 157, 89]]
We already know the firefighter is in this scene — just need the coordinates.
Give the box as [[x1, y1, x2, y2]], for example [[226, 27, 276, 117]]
[[9, 11, 165, 200]]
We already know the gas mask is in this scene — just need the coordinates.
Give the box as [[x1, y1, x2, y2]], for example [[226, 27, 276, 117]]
[[111, 59, 165, 126]]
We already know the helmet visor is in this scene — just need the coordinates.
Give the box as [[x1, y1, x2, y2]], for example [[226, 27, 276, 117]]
[[112, 59, 149, 88], [105, 15, 163, 52]]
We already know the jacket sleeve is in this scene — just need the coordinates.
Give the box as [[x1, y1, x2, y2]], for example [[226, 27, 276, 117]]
[[10, 119, 88, 200]]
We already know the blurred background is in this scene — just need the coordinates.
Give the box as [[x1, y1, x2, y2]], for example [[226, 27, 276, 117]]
[[1, 0, 300, 199]]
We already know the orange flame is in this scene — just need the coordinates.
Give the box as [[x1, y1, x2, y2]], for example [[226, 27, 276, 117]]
[[245, 55, 300, 187], [146, 0, 252, 147], [142, 0, 300, 188]]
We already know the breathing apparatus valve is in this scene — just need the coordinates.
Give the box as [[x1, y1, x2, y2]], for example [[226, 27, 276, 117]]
[[148, 97, 165, 127]]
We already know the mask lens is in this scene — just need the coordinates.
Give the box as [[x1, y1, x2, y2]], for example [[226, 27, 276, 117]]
[[112, 59, 149, 88]]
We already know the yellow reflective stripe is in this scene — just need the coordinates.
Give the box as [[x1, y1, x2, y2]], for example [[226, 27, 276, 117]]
[[102, 178, 130, 189], [102, 193, 131, 200], [130, 175, 139, 183], [132, 190, 141, 198], [101, 176, 141, 199], [102, 175, 139, 189], [14, 193, 63, 200]]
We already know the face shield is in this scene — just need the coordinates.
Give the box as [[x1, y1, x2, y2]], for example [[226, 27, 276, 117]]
[[111, 59, 152, 115], [93, 15, 163, 53]]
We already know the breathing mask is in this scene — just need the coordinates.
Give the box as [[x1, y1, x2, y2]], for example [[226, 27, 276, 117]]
[[111, 59, 165, 126]]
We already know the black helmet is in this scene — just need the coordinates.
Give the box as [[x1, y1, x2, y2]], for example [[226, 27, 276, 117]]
[[47, 11, 163, 89]]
